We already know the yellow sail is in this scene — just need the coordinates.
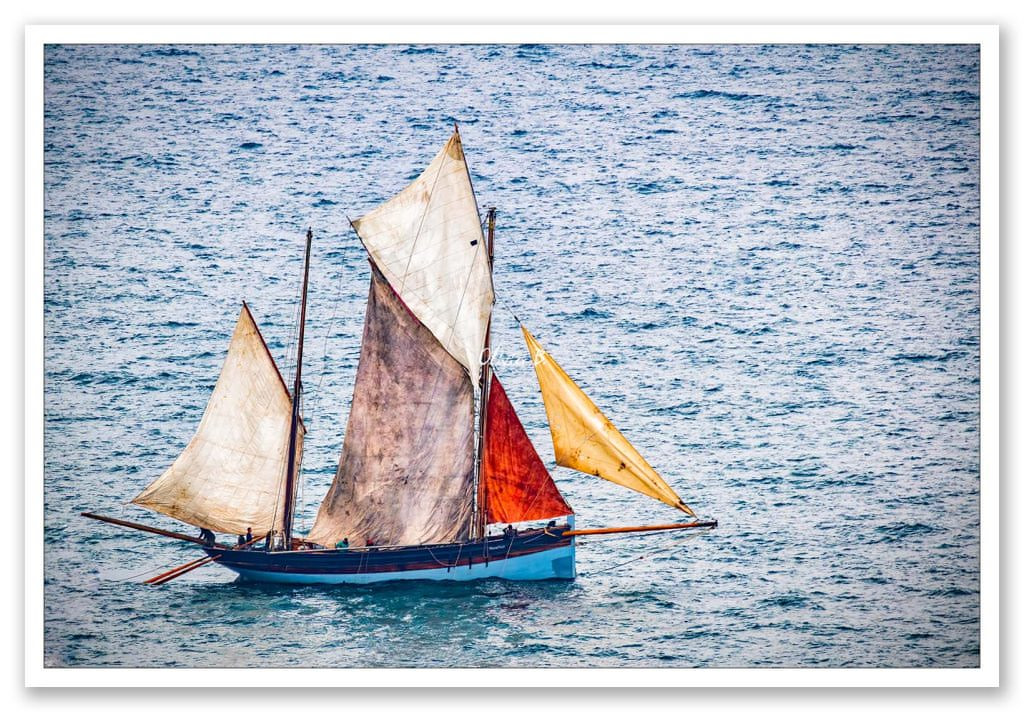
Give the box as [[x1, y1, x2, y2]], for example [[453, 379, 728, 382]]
[[521, 325, 696, 517]]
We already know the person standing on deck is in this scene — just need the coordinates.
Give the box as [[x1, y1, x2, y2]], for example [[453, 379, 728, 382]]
[[199, 528, 216, 547]]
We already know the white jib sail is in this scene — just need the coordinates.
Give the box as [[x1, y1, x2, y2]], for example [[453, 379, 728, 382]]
[[132, 304, 302, 535]]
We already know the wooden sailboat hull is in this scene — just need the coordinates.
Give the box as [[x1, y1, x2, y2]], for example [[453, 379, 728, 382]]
[[203, 526, 576, 585]]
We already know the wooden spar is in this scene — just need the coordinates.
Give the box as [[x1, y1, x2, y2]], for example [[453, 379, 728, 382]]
[[562, 520, 718, 537], [144, 555, 213, 584], [143, 535, 263, 584], [81, 512, 208, 545], [474, 207, 497, 540], [149, 555, 222, 585], [281, 227, 313, 550]]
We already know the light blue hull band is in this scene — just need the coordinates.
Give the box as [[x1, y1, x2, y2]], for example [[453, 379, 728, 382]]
[[227, 541, 576, 585]]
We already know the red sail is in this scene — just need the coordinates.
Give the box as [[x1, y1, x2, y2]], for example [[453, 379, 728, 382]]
[[482, 373, 573, 524]]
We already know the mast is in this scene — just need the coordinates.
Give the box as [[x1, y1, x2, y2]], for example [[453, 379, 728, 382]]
[[281, 227, 313, 549], [474, 207, 496, 540]]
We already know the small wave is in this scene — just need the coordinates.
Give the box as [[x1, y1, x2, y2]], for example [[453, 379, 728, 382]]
[[632, 181, 669, 194], [577, 307, 610, 320], [67, 371, 140, 386], [515, 44, 551, 57], [748, 475, 784, 485], [914, 89, 979, 102], [873, 522, 939, 542], [142, 47, 199, 58], [651, 401, 700, 416], [805, 354, 844, 367], [761, 593, 814, 609], [401, 46, 440, 55], [862, 113, 919, 124], [674, 89, 762, 101], [891, 351, 965, 363], [926, 586, 976, 598], [238, 142, 263, 150], [582, 61, 632, 70]]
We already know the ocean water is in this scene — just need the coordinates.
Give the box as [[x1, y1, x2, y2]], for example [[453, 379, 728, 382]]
[[42, 43, 980, 668]]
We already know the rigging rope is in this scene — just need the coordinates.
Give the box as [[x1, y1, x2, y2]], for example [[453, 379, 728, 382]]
[[582, 528, 710, 577], [309, 261, 344, 418], [109, 555, 195, 583]]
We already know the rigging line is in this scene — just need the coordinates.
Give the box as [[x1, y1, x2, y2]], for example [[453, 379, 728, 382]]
[[424, 544, 455, 569], [493, 292, 522, 325], [294, 449, 305, 532], [284, 235, 305, 384], [286, 287, 302, 386], [579, 527, 706, 544], [309, 252, 345, 419], [445, 246, 489, 361], [582, 528, 709, 577], [109, 555, 198, 583]]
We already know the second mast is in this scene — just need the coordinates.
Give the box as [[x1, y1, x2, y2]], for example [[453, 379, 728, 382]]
[[282, 227, 313, 549]]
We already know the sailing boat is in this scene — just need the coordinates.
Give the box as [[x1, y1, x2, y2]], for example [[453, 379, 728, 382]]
[[84, 128, 716, 584]]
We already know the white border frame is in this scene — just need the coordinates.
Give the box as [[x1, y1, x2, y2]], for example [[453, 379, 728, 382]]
[[24, 24, 999, 688]]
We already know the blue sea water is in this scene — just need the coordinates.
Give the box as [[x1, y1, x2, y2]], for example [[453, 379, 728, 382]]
[[42, 43, 980, 668]]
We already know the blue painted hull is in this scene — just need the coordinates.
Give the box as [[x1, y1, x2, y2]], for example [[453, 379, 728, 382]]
[[204, 526, 576, 584]]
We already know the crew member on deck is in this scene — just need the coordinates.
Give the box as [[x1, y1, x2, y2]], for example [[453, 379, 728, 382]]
[[245, 527, 253, 544], [199, 528, 216, 547], [335, 537, 349, 549]]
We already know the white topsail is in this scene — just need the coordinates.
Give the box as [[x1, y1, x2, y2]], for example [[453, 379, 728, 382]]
[[132, 304, 302, 535], [350, 129, 494, 387]]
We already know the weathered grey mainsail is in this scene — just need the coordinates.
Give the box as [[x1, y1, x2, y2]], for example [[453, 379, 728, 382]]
[[132, 304, 302, 535], [307, 267, 476, 547]]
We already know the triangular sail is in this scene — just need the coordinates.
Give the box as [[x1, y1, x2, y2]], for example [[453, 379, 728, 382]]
[[350, 129, 493, 387], [521, 325, 696, 517], [481, 373, 573, 525], [132, 304, 302, 535], [308, 266, 476, 548]]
